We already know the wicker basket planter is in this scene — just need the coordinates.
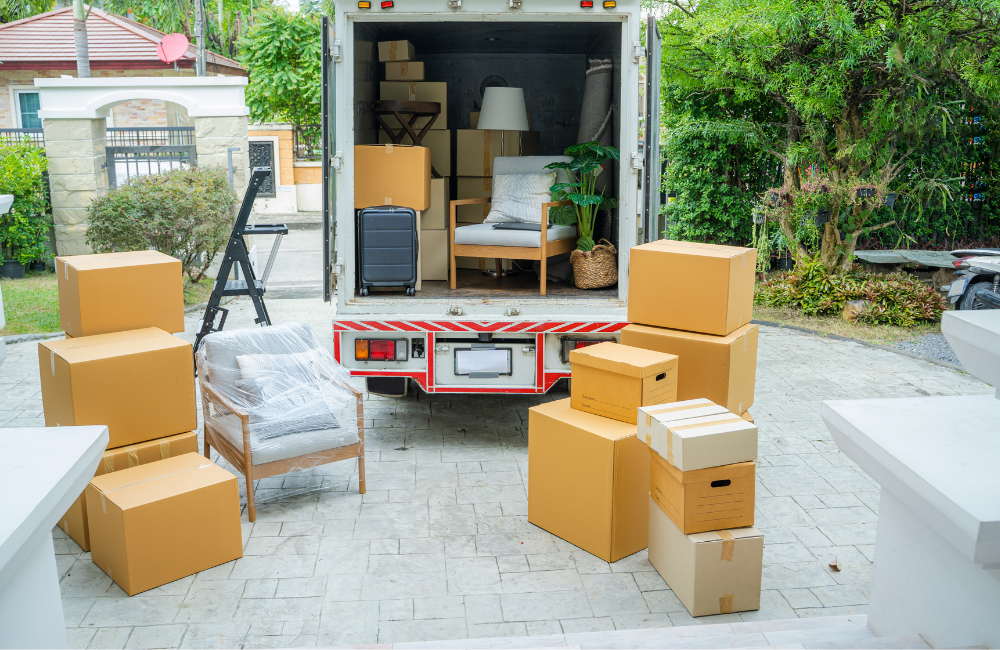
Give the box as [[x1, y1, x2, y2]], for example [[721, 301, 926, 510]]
[[570, 240, 617, 289]]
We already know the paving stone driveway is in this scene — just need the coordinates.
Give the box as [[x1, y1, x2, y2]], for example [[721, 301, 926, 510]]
[[0, 298, 991, 648]]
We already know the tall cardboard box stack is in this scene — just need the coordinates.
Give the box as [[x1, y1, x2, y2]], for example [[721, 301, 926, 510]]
[[43, 251, 243, 594], [621, 239, 764, 617], [376, 40, 449, 283], [528, 342, 678, 562]]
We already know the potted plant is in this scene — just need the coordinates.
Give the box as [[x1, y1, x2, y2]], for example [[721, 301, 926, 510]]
[[546, 141, 620, 289], [1, 212, 49, 280], [0, 143, 51, 280]]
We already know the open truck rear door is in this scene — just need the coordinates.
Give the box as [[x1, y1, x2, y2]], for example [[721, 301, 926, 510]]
[[321, 15, 337, 302], [642, 15, 662, 244]]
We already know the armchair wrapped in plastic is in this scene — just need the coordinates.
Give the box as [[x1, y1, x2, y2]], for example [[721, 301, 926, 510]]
[[196, 322, 365, 521]]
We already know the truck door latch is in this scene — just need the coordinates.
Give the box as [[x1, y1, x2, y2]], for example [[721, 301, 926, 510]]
[[331, 41, 342, 61], [331, 151, 343, 170], [631, 152, 644, 170], [633, 41, 645, 63]]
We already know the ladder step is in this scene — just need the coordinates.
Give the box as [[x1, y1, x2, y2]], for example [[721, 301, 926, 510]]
[[223, 279, 265, 296]]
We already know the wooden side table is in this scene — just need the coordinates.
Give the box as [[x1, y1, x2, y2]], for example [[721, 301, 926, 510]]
[[372, 99, 442, 178]]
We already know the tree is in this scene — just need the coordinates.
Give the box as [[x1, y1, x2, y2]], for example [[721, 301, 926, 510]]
[[0, 0, 53, 23], [72, 0, 90, 77], [658, 0, 1000, 269], [238, 7, 321, 128]]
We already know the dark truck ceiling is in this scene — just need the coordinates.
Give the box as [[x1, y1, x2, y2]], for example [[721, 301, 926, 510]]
[[359, 21, 620, 56]]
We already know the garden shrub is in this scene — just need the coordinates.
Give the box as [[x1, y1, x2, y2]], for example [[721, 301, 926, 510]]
[[86, 166, 237, 281], [755, 256, 948, 327], [0, 143, 51, 265]]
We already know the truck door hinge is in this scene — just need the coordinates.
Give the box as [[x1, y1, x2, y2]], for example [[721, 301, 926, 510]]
[[330, 41, 342, 61], [631, 151, 644, 170], [331, 151, 343, 170], [633, 41, 645, 63]]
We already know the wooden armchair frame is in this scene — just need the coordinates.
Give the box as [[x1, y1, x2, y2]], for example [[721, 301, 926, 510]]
[[449, 198, 575, 296], [197, 357, 366, 522]]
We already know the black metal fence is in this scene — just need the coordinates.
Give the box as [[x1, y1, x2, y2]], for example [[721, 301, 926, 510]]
[[0, 128, 44, 147], [294, 124, 322, 161], [106, 126, 197, 188]]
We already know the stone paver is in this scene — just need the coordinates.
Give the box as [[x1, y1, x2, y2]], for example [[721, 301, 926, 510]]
[[1, 296, 991, 648]]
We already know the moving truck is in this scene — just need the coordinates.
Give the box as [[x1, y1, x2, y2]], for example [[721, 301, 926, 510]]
[[320, 0, 661, 395]]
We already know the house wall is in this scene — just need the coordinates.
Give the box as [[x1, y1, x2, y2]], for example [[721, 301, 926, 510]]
[[1, 67, 196, 128], [248, 124, 297, 213]]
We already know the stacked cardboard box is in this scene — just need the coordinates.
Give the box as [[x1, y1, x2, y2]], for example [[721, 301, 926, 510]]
[[621, 239, 763, 617], [528, 342, 678, 562], [44, 251, 243, 594], [376, 40, 449, 283]]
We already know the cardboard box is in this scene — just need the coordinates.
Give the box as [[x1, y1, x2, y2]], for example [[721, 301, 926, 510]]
[[377, 40, 415, 62], [87, 452, 243, 596], [741, 411, 754, 423], [456, 176, 492, 222], [645, 411, 757, 472], [456, 129, 541, 177], [39, 328, 197, 449], [648, 496, 762, 617], [378, 129, 451, 177], [57, 251, 184, 338], [58, 431, 199, 551], [386, 60, 424, 80], [637, 398, 729, 454], [420, 229, 449, 281], [627, 240, 756, 336], [570, 342, 678, 424], [420, 177, 449, 230], [621, 323, 759, 414], [470, 111, 531, 129], [354, 144, 431, 211], [379, 81, 448, 130], [528, 398, 649, 562], [651, 453, 755, 535]]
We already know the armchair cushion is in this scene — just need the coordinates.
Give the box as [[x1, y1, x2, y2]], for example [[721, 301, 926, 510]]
[[210, 414, 360, 465], [454, 222, 577, 248], [485, 172, 557, 223]]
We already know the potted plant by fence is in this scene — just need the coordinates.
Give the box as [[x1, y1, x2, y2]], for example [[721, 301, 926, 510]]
[[546, 141, 620, 289], [0, 142, 51, 280]]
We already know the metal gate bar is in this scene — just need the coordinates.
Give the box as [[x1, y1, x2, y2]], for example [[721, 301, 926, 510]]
[[106, 127, 197, 188]]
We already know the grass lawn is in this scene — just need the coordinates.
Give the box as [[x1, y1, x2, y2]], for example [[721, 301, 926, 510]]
[[1, 271, 216, 337], [753, 304, 942, 345]]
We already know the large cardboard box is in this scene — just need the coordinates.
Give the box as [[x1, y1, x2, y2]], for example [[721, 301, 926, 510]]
[[648, 497, 762, 617], [378, 129, 451, 178], [638, 399, 729, 447], [386, 60, 424, 80], [528, 398, 649, 562], [420, 229, 449, 281], [39, 328, 197, 449], [58, 431, 199, 552], [421, 177, 449, 230], [651, 452, 755, 535], [621, 323, 759, 414], [354, 144, 431, 210], [627, 241, 756, 336], [570, 342, 678, 424], [379, 81, 448, 130], [377, 40, 415, 62], [87, 452, 243, 596], [455, 129, 541, 177], [456, 176, 492, 223], [57, 251, 184, 338], [642, 410, 757, 472]]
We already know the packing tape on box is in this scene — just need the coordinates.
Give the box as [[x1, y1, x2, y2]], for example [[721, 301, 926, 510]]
[[64, 259, 69, 279], [719, 594, 735, 614], [101, 493, 107, 514], [50, 351, 56, 375], [718, 530, 735, 562], [400, 62, 408, 76], [98, 463, 214, 502], [128, 447, 139, 467], [666, 430, 674, 464], [670, 417, 744, 432], [104, 455, 115, 474], [385, 143, 394, 153], [644, 402, 713, 425], [160, 441, 171, 460], [407, 81, 417, 101], [389, 41, 398, 60]]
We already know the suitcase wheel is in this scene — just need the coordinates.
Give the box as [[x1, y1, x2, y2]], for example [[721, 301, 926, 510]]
[[406, 287, 415, 296], [360, 287, 369, 296]]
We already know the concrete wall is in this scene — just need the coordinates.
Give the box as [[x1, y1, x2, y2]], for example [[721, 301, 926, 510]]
[[42, 118, 108, 255], [294, 161, 322, 212]]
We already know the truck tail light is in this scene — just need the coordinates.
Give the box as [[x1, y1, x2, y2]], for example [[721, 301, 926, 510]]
[[580, 0, 594, 6], [603, 0, 616, 7], [355, 338, 408, 361], [381, 0, 393, 7], [358, 1, 371, 7], [561, 338, 615, 363]]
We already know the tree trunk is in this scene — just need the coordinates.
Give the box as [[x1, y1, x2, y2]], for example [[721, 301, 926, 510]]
[[73, 18, 91, 78]]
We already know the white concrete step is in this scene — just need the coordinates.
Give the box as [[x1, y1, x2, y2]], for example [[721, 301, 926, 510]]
[[390, 615, 932, 650]]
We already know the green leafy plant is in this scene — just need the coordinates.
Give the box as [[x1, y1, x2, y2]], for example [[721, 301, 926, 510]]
[[755, 256, 947, 327], [546, 141, 620, 252], [0, 142, 51, 265], [86, 166, 237, 281]]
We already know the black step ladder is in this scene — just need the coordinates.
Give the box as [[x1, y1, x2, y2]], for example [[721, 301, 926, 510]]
[[193, 167, 288, 356]]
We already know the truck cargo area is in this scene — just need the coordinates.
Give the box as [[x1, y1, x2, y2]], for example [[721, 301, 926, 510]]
[[352, 20, 623, 302]]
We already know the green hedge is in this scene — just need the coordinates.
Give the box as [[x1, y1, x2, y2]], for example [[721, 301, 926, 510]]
[[0, 143, 50, 265]]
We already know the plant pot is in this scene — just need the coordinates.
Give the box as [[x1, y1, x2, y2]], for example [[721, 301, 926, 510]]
[[570, 240, 618, 289], [774, 256, 795, 271], [28, 261, 46, 272], [1, 260, 25, 280]]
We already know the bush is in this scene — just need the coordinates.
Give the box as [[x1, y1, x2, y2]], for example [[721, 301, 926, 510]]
[[0, 143, 51, 265], [86, 166, 237, 281], [755, 256, 947, 327]]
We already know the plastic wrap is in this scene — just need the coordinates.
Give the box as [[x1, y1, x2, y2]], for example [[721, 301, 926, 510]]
[[196, 323, 362, 471]]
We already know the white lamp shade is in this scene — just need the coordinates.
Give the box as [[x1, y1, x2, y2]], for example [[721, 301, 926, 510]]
[[477, 87, 529, 131]]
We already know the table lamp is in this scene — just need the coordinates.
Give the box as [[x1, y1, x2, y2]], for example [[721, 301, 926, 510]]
[[477, 87, 529, 155]]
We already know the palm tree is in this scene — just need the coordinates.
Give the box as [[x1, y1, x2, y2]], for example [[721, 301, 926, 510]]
[[72, 0, 90, 77]]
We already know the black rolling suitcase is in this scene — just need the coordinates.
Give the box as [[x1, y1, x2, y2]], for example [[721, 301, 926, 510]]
[[357, 206, 419, 296]]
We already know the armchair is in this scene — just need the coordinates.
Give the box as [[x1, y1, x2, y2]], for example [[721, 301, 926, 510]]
[[197, 323, 365, 522]]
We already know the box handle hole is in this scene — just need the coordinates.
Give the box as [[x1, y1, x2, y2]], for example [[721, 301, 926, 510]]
[[711, 479, 731, 488], [655, 372, 666, 381]]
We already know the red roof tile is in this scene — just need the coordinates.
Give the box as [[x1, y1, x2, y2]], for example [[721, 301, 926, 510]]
[[0, 7, 244, 74]]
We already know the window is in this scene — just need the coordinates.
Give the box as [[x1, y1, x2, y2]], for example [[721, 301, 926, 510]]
[[15, 91, 41, 128]]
